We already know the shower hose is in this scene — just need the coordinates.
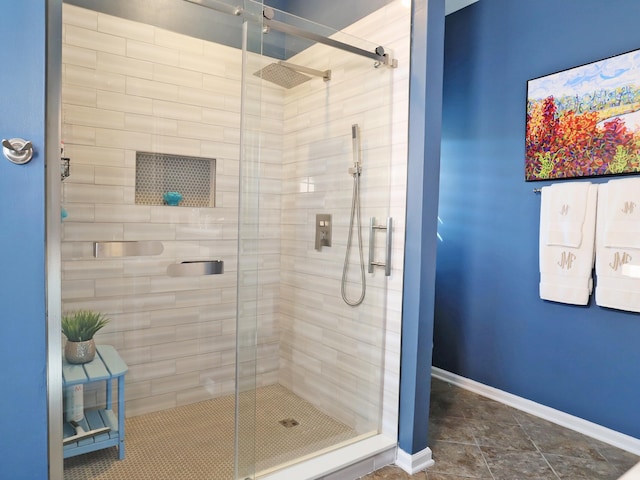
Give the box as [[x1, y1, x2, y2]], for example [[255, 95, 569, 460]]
[[341, 128, 366, 306]]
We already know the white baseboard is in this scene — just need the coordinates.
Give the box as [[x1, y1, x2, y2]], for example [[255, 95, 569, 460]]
[[395, 446, 435, 474], [432, 366, 640, 456]]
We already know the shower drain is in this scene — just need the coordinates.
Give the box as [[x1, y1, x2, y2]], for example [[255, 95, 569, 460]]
[[278, 418, 300, 428]]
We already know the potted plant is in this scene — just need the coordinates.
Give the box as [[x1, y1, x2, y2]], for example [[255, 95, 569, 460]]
[[62, 310, 109, 364]]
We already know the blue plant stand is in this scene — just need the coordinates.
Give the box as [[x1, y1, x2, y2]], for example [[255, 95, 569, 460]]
[[62, 344, 128, 460]]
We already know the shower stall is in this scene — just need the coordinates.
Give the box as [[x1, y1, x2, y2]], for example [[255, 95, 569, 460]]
[[56, 0, 410, 478]]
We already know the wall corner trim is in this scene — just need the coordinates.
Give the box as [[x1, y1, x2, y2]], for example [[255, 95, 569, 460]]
[[395, 446, 435, 474], [432, 367, 640, 456]]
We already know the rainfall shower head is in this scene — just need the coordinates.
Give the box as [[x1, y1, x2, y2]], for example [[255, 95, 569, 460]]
[[253, 61, 331, 89]]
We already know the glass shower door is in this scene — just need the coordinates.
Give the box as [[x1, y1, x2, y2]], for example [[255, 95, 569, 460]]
[[235, 2, 396, 476], [59, 1, 251, 478], [235, 2, 265, 478]]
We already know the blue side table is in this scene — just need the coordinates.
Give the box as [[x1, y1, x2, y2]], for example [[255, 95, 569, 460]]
[[62, 344, 128, 460]]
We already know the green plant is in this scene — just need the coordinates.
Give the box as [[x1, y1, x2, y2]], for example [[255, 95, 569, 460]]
[[62, 310, 109, 342]]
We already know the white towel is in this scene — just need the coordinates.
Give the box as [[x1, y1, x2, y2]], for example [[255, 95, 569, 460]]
[[539, 182, 597, 305], [544, 181, 592, 247], [595, 181, 640, 312], [603, 177, 640, 248]]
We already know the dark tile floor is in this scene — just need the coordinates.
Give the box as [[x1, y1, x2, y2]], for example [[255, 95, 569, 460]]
[[361, 377, 639, 480]]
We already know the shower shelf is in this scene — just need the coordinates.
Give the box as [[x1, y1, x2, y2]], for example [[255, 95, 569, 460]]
[[62, 345, 128, 460], [135, 151, 216, 208]]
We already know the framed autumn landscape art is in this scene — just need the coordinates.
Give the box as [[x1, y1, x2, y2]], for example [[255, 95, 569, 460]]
[[525, 49, 640, 181]]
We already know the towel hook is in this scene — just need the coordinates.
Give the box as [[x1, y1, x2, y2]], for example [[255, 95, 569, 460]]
[[2, 138, 34, 165]]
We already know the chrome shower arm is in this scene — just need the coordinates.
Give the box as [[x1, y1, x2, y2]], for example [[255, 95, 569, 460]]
[[279, 61, 331, 82]]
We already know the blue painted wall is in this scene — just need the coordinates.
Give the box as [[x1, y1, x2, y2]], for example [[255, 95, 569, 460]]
[[399, 0, 443, 456], [437, 0, 640, 439], [0, 1, 49, 479]]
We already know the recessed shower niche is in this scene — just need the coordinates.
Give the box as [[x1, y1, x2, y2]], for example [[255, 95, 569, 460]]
[[135, 151, 216, 207]]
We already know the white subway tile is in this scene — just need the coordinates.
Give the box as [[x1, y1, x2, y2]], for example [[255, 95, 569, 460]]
[[126, 393, 176, 417], [62, 279, 96, 300], [65, 25, 126, 56], [123, 293, 178, 313], [155, 28, 204, 54], [94, 127, 152, 151], [123, 223, 176, 241], [125, 114, 178, 136], [63, 4, 97, 30], [127, 39, 180, 67], [62, 163, 95, 185], [65, 144, 126, 168], [152, 100, 202, 122], [97, 51, 153, 79], [63, 85, 97, 107], [126, 77, 179, 101], [176, 121, 224, 142], [64, 64, 126, 93], [63, 183, 125, 204], [94, 166, 135, 186], [125, 357, 176, 381], [177, 86, 226, 110], [151, 135, 202, 157], [95, 276, 151, 297], [98, 12, 155, 44], [64, 104, 125, 130], [179, 51, 227, 76], [63, 45, 97, 69], [62, 124, 96, 146], [153, 64, 202, 89], [62, 221, 123, 242], [62, 259, 124, 280], [151, 372, 201, 396], [97, 91, 153, 115]]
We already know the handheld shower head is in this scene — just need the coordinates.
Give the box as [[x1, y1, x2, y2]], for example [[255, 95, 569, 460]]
[[349, 124, 361, 175]]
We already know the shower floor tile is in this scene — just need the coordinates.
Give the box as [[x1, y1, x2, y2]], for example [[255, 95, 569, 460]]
[[63, 384, 358, 480]]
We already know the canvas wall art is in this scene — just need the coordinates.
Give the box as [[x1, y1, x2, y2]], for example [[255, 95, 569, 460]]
[[525, 49, 640, 181]]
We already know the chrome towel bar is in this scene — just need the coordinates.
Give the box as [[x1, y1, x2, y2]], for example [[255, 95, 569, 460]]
[[93, 241, 164, 258], [167, 260, 224, 277]]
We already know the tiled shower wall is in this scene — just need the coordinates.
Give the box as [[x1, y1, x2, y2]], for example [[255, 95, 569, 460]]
[[61, 3, 283, 416], [60, 1, 408, 439], [276, 2, 409, 437]]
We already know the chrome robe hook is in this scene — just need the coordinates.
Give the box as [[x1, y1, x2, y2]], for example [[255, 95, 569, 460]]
[[2, 138, 34, 164]]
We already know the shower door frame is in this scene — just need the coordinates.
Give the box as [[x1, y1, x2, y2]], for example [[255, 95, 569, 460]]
[[47, 0, 65, 478]]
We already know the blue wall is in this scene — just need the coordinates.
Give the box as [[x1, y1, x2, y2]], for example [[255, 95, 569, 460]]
[[399, 0, 443, 455], [0, 1, 49, 479], [437, 0, 640, 439]]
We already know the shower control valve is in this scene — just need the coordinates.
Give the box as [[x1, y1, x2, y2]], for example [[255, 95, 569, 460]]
[[315, 214, 332, 251]]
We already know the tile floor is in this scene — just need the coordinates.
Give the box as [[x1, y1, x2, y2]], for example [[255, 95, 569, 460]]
[[360, 377, 639, 480], [63, 384, 358, 479]]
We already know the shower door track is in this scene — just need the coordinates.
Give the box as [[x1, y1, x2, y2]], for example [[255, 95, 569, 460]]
[[183, 0, 398, 67]]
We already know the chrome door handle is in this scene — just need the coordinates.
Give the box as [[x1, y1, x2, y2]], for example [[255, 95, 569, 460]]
[[368, 217, 392, 276], [2, 138, 34, 164]]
